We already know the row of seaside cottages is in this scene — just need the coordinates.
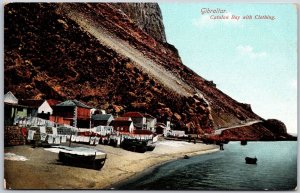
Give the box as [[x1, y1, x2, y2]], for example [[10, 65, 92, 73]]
[[4, 92, 184, 145]]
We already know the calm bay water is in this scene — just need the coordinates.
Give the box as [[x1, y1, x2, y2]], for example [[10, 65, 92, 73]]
[[117, 141, 297, 190]]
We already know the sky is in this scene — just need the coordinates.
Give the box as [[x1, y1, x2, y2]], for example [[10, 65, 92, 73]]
[[159, 3, 297, 135]]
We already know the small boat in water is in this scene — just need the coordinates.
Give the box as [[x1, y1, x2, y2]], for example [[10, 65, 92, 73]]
[[57, 146, 107, 170], [245, 157, 257, 164], [183, 155, 190, 159], [241, 140, 248, 145]]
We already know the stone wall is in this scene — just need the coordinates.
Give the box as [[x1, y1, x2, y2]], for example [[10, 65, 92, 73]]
[[5, 126, 27, 146]]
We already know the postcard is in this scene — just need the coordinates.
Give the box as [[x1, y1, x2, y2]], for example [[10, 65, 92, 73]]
[[3, 2, 297, 190]]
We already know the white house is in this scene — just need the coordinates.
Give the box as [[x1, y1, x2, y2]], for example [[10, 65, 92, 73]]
[[19, 99, 53, 117], [121, 112, 146, 129], [145, 113, 157, 132], [38, 100, 53, 115], [92, 114, 114, 127], [4, 91, 18, 104], [109, 117, 134, 133], [95, 125, 114, 136], [163, 121, 171, 136]]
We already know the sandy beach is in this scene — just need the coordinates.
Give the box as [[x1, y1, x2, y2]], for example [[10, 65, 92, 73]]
[[4, 140, 218, 189]]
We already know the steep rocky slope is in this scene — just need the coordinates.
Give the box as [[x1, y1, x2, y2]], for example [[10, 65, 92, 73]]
[[4, 3, 292, 139], [114, 3, 167, 43]]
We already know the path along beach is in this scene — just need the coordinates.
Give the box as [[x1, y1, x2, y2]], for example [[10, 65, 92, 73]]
[[4, 140, 218, 189]]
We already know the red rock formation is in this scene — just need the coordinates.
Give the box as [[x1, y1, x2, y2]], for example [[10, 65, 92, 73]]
[[113, 3, 167, 43]]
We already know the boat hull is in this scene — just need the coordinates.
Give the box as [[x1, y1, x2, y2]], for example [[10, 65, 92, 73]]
[[241, 140, 248, 145], [58, 151, 106, 170], [245, 157, 257, 164], [120, 139, 148, 153], [146, 144, 156, 151]]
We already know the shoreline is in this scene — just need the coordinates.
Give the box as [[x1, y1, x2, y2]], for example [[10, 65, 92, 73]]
[[106, 147, 219, 190], [4, 141, 219, 189], [99, 140, 220, 189]]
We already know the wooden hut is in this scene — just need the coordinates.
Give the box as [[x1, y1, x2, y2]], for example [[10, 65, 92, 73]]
[[53, 100, 92, 128]]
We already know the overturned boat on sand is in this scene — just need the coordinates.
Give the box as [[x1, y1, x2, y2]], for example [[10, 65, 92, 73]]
[[56, 146, 107, 170]]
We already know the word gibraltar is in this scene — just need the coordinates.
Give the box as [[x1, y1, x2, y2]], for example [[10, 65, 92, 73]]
[[201, 8, 226, 15]]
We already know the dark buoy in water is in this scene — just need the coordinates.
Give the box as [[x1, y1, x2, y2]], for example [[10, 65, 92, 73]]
[[241, 140, 247, 145], [245, 157, 257, 164]]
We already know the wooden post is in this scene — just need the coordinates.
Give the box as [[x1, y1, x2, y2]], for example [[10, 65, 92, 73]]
[[69, 134, 72, 147]]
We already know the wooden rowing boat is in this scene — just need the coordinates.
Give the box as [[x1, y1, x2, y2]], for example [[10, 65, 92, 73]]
[[57, 146, 107, 170]]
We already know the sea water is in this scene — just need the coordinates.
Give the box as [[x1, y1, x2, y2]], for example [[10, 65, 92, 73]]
[[118, 141, 297, 190]]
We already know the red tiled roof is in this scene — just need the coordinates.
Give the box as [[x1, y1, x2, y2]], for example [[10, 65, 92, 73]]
[[115, 117, 131, 121], [122, 112, 144, 118], [47, 99, 61, 107]]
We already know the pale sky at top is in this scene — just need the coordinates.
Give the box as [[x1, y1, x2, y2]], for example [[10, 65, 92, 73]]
[[159, 3, 297, 134]]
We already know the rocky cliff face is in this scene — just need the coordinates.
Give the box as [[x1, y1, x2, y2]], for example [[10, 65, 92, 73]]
[[215, 119, 295, 141], [114, 3, 167, 43], [4, 3, 291, 139]]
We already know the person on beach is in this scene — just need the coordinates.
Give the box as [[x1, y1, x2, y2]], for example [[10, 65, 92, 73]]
[[219, 142, 224, 150]]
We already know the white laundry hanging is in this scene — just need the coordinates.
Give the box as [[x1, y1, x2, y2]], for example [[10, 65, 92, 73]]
[[54, 136, 60, 144], [61, 135, 67, 143], [40, 133, 47, 141], [27, 130, 36, 140], [48, 135, 54, 144]]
